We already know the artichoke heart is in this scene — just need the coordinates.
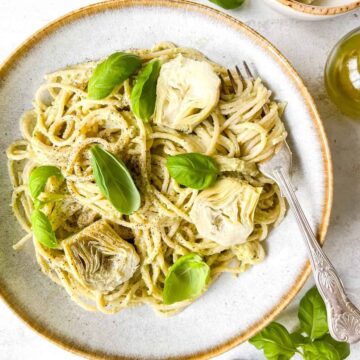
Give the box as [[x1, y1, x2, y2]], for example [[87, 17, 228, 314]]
[[154, 55, 220, 132], [190, 178, 262, 247], [63, 220, 139, 292]]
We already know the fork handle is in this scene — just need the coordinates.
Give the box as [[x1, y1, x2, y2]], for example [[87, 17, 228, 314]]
[[274, 168, 360, 344]]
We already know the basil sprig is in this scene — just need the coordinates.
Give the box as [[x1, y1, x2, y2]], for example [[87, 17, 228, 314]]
[[209, 0, 245, 10], [163, 253, 210, 305], [90, 145, 140, 215], [299, 287, 329, 341], [131, 60, 161, 122], [302, 340, 347, 360], [166, 153, 219, 190], [249, 287, 350, 360], [250, 323, 297, 360], [88, 52, 141, 100], [29, 165, 63, 202], [31, 209, 58, 249], [313, 335, 350, 359]]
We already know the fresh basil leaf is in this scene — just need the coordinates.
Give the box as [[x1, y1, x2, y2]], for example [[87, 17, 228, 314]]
[[302, 340, 340, 360], [29, 166, 63, 201], [90, 145, 140, 215], [31, 209, 58, 248], [299, 287, 328, 340], [88, 52, 141, 100], [163, 253, 210, 305], [131, 60, 161, 122], [249, 322, 296, 360], [209, 0, 245, 10], [290, 331, 310, 347], [166, 153, 219, 190], [319, 334, 350, 360]]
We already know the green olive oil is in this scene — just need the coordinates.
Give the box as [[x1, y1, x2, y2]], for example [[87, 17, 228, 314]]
[[325, 28, 360, 118]]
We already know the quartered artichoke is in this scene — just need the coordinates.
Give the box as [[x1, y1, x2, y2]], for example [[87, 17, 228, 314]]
[[190, 178, 262, 247], [63, 220, 139, 293], [154, 55, 220, 132]]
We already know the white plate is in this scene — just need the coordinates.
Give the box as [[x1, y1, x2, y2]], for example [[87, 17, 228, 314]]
[[0, 1, 332, 359]]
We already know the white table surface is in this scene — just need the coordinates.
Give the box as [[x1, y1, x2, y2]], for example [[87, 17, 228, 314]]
[[1, 1, 360, 359]]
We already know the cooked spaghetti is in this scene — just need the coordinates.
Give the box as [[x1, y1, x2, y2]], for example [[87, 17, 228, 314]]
[[7, 43, 287, 315]]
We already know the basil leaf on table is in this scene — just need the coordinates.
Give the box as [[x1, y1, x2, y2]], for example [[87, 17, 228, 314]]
[[31, 209, 58, 249], [90, 145, 141, 215], [166, 153, 219, 190], [299, 287, 328, 340], [290, 331, 311, 347], [249, 322, 297, 360], [319, 334, 350, 360], [29, 165, 63, 201], [163, 253, 210, 305], [302, 340, 340, 360], [209, 0, 245, 10], [249, 287, 351, 360], [131, 60, 161, 122], [88, 52, 141, 100]]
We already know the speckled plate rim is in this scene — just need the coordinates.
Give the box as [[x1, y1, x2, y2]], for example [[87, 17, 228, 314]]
[[0, 0, 333, 359], [274, 0, 360, 16]]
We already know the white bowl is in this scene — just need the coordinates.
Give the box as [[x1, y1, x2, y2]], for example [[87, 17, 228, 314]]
[[264, 0, 360, 20]]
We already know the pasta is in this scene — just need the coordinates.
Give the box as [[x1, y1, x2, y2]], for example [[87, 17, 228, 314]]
[[7, 43, 287, 315]]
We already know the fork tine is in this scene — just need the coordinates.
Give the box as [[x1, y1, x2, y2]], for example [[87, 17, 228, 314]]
[[241, 61, 268, 115], [243, 61, 254, 80], [235, 65, 244, 86], [219, 74, 229, 95], [227, 69, 237, 93]]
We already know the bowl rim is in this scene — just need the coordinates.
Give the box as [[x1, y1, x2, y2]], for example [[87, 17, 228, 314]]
[[273, 0, 360, 16], [0, 0, 333, 359]]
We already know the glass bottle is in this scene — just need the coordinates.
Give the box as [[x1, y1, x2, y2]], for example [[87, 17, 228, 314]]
[[325, 27, 360, 118]]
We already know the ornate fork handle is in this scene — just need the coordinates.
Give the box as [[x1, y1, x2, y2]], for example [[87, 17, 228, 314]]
[[274, 167, 360, 344]]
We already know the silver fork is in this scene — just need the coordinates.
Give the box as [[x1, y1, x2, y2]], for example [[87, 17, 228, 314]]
[[225, 64, 360, 343]]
